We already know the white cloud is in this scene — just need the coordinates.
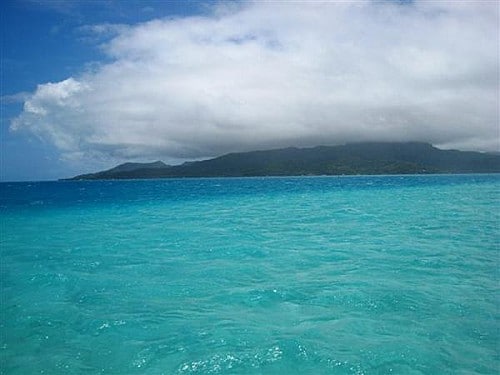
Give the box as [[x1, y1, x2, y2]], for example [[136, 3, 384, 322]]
[[11, 0, 500, 166]]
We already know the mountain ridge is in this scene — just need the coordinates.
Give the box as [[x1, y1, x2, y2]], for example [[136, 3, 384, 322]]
[[65, 142, 500, 180]]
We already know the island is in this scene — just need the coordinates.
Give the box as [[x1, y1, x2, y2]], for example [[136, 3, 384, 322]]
[[66, 142, 500, 180]]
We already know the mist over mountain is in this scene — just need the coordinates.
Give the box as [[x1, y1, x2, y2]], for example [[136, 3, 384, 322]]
[[67, 142, 500, 180]]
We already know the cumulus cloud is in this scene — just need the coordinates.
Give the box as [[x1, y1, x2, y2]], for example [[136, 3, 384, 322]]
[[11, 0, 500, 164]]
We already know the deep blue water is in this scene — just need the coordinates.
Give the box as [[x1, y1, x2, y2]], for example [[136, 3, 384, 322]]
[[1, 175, 499, 374]]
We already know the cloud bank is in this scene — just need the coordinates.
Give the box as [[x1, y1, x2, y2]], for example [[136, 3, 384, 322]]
[[12, 0, 500, 164]]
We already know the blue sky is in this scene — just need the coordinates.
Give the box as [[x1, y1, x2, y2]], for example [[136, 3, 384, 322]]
[[1, 0, 498, 181]]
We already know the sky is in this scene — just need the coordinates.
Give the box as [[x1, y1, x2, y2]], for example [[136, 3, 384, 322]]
[[1, 0, 499, 181]]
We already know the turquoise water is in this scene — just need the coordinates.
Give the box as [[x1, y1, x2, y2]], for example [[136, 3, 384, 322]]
[[1, 175, 498, 374]]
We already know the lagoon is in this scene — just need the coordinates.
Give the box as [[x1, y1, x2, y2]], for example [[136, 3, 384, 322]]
[[1, 175, 498, 374]]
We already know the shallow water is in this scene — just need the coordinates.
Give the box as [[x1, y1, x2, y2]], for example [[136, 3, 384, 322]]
[[1, 175, 498, 374]]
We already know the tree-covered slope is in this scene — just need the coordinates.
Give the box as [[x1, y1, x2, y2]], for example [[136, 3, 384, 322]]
[[67, 142, 500, 180]]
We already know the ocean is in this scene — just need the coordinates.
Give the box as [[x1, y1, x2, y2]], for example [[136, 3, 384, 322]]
[[1, 175, 498, 374]]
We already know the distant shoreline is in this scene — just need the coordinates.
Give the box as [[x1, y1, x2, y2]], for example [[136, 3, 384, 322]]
[[1, 172, 499, 184]]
